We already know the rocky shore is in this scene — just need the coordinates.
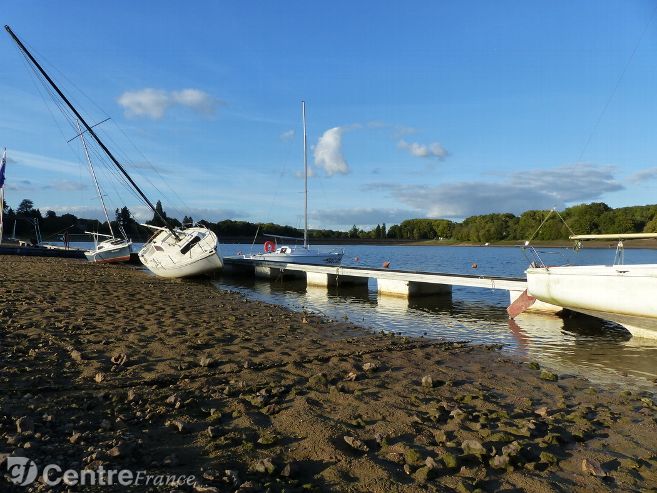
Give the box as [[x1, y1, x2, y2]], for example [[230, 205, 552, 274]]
[[0, 256, 656, 492]]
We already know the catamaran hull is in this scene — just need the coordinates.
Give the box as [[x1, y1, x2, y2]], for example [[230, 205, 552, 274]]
[[138, 227, 223, 278], [526, 264, 657, 339], [84, 243, 132, 263]]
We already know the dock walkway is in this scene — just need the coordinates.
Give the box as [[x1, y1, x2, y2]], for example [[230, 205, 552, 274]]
[[222, 257, 550, 310]]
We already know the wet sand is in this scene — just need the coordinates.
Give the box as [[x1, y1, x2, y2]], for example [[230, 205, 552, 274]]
[[0, 256, 656, 492]]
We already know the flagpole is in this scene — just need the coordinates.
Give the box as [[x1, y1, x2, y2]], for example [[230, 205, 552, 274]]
[[0, 187, 4, 244]]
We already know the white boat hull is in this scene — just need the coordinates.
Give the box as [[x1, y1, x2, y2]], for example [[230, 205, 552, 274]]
[[138, 226, 223, 278], [84, 239, 132, 263], [526, 264, 657, 339], [243, 247, 343, 266]]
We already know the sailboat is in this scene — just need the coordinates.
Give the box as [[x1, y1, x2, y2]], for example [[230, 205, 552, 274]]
[[74, 122, 132, 263], [242, 101, 344, 266], [523, 233, 657, 339], [6, 25, 223, 278]]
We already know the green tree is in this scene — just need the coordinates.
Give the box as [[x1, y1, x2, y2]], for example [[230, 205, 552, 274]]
[[17, 199, 34, 215]]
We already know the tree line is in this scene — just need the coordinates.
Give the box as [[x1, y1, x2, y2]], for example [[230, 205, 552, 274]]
[[387, 203, 657, 242], [3, 198, 657, 243]]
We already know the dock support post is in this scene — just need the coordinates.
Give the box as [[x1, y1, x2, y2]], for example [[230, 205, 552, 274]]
[[306, 272, 331, 287], [255, 266, 279, 279], [377, 279, 452, 298], [306, 272, 369, 288]]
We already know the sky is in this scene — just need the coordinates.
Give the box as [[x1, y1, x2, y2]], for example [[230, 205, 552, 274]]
[[2, 1, 657, 230]]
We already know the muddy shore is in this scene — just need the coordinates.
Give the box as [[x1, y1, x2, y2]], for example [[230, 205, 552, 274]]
[[0, 256, 656, 492]]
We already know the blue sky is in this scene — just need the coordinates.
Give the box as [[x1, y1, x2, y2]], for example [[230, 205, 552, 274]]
[[2, 1, 657, 230]]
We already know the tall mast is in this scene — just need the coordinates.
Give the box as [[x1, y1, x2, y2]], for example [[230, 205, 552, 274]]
[[302, 100, 308, 249], [4, 25, 176, 238], [0, 148, 5, 243], [76, 121, 115, 238]]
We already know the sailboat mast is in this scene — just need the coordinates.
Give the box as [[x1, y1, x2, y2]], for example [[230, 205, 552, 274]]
[[76, 121, 114, 238], [4, 25, 176, 237], [302, 100, 308, 249], [0, 148, 5, 243]]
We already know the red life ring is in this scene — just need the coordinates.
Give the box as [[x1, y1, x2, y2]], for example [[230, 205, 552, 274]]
[[264, 240, 275, 253]]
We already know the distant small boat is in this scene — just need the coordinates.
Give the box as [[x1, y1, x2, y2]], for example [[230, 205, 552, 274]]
[[242, 101, 343, 266], [247, 234, 344, 265], [84, 236, 132, 263], [75, 121, 132, 264]]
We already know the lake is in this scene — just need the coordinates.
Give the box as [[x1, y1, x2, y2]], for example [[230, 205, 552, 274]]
[[214, 243, 657, 391]]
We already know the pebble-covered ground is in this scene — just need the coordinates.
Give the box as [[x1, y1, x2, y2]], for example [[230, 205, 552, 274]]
[[0, 256, 656, 492]]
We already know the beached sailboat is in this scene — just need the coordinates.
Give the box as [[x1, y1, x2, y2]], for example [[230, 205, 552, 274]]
[[522, 233, 657, 339], [73, 122, 132, 263], [6, 25, 223, 278], [243, 101, 343, 265]]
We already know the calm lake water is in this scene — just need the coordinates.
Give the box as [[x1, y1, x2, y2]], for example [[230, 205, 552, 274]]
[[215, 243, 657, 391]]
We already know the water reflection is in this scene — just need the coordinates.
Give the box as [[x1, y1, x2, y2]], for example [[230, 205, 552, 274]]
[[511, 313, 657, 387], [214, 244, 657, 391]]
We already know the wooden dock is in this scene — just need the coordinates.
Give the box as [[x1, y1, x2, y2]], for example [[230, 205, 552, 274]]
[[222, 257, 560, 312]]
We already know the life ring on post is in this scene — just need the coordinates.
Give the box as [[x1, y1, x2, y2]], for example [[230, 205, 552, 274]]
[[264, 240, 275, 253]]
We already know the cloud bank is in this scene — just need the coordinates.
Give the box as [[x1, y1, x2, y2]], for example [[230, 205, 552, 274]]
[[117, 88, 222, 119], [367, 163, 623, 220]]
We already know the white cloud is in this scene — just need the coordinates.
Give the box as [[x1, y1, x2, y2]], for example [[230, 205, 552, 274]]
[[367, 163, 623, 220], [117, 88, 222, 119], [295, 166, 314, 179], [44, 180, 88, 192], [398, 139, 448, 159], [171, 89, 218, 115], [9, 150, 81, 176], [6, 179, 34, 192], [280, 129, 295, 141], [117, 89, 169, 119], [628, 167, 657, 183], [313, 127, 350, 176]]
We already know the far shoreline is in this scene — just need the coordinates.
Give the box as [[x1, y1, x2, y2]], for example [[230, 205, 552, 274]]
[[219, 237, 657, 250]]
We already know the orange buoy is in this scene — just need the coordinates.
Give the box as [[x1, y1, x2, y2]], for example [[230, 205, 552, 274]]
[[264, 240, 275, 253]]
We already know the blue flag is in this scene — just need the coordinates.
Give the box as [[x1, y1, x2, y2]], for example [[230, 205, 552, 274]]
[[0, 149, 5, 189]]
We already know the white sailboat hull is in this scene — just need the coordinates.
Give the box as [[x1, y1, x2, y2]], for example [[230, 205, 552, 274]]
[[242, 247, 343, 266], [526, 264, 657, 339], [138, 226, 223, 278], [85, 239, 132, 263]]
